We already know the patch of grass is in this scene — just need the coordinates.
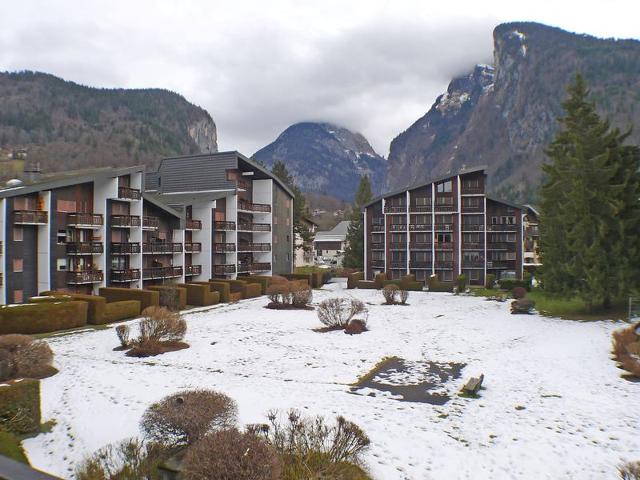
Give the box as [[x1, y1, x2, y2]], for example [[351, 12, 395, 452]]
[[351, 356, 401, 387], [0, 430, 28, 463], [34, 324, 110, 339], [527, 291, 627, 321], [469, 287, 508, 299]]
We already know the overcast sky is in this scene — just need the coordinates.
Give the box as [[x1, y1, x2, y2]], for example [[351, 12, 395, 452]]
[[1, 1, 639, 156]]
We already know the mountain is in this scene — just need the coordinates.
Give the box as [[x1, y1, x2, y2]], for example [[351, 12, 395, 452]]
[[386, 22, 640, 202], [0, 71, 217, 173], [253, 122, 386, 202]]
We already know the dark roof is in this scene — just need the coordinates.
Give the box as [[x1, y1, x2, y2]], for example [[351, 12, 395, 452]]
[[486, 195, 524, 210], [142, 193, 184, 220]]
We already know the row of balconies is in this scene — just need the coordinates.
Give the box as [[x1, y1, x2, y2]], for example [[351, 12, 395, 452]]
[[237, 262, 272, 273], [375, 222, 518, 233], [213, 221, 272, 232], [65, 242, 205, 255], [238, 199, 272, 213], [66, 264, 195, 285], [373, 259, 491, 270], [381, 242, 515, 251]]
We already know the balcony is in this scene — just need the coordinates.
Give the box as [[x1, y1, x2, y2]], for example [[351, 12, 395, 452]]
[[389, 224, 407, 232], [462, 242, 483, 250], [237, 222, 271, 232], [434, 261, 454, 269], [371, 224, 385, 232], [67, 213, 103, 228], [237, 178, 251, 190], [434, 223, 454, 232], [215, 221, 236, 231], [238, 262, 271, 273], [389, 242, 406, 250], [488, 224, 518, 232], [142, 216, 160, 230], [185, 242, 202, 253], [487, 243, 512, 250], [389, 261, 406, 269], [67, 270, 104, 284], [66, 242, 104, 255], [409, 261, 431, 269], [526, 226, 539, 236], [462, 259, 485, 268], [143, 266, 183, 280], [237, 243, 271, 252], [461, 185, 483, 195], [118, 186, 141, 201], [111, 215, 141, 228], [434, 243, 454, 251], [462, 205, 484, 213], [238, 199, 271, 213], [370, 242, 384, 250], [409, 223, 431, 231], [185, 264, 202, 276], [214, 264, 236, 275], [486, 260, 514, 270], [13, 210, 48, 225], [111, 242, 141, 255], [384, 205, 407, 214], [409, 203, 432, 213], [143, 242, 182, 254], [185, 219, 202, 230], [411, 242, 432, 250], [111, 268, 141, 282], [461, 224, 484, 232], [214, 242, 236, 253], [371, 260, 385, 268], [434, 203, 456, 212]]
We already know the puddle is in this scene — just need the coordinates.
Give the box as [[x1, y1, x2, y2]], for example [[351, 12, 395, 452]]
[[351, 357, 465, 405]]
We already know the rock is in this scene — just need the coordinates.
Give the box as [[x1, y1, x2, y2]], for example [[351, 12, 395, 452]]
[[462, 374, 484, 395], [344, 319, 367, 335], [511, 298, 535, 314]]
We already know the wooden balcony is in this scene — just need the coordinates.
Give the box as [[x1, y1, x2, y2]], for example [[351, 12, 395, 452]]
[[389, 261, 406, 269], [487, 243, 512, 250], [389, 242, 406, 250], [409, 204, 432, 213], [488, 224, 518, 232], [462, 259, 485, 268], [142, 216, 160, 230], [389, 224, 407, 232], [434, 243, 454, 251], [67, 213, 103, 228], [384, 205, 407, 214], [238, 262, 271, 273], [462, 242, 483, 250], [409, 223, 431, 231], [66, 242, 104, 255], [214, 221, 236, 231], [486, 260, 515, 270], [185, 219, 202, 230], [214, 264, 236, 275], [411, 242, 432, 250], [371, 224, 385, 232], [461, 185, 484, 195], [434, 203, 456, 212], [526, 226, 539, 236], [118, 186, 141, 201], [143, 242, 182, 254], [67, 270, 104, 285], [185, 264, 202, 276], [237, 222, 271, 232], [214, 242, 236, 253], [461, 224, 484, 231], [111, 215, 141, 228], [237, 243, 271, 252], [371, 260, 385, 268], [13, 210, 48, 225], [143, 266, 183, 280], [409, 261, 431, 269], [434, 261, 454, 269], [462, 205, 484, 213], [370, 242, 384, 250], [111, 268, 141, 282], [185, 242, 202, 253], [434, 223, 454, 232], [111, 242, 141, 255], [238, 199, 271, 213]]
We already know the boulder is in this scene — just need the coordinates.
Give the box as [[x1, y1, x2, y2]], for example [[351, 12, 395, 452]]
[[511, 298, 535, 314], [344, 320, 367, 335]]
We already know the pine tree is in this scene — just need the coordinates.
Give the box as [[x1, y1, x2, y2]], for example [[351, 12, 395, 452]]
[[342, 176, 373, 269], [540, 74, 640, 310]]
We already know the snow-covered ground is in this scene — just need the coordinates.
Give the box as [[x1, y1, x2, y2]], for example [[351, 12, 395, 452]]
[[23, 280, 638, 479]]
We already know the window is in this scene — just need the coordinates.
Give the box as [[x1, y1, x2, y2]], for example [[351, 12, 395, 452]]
[[411, 251, 429, 262], [57, 229, 68, 245], [13, 227, 23, 242], [391, 233, 405, 243], [13, 259, 23, 273], [14, 197, 35, 210], [507, 233, 516, 242], [56, 199, 77, 213], [436, 233, 452, 243], [438, 270, 453, 281], [436, 251, 453, 261], [13, 290, 23, 304], [57, 259, 67, 271], [414, 196, 429, 206], [463, 178, 479, 188], [462, 197, 480, 207], [436, 196, 453, 205], [463, 233, 481, 243], [435, 214, 452, 224], [436, 181, 452, 193], [506, 252, 516, 261], [463, 251, 482, 261], [491, 216, 499, 225], [465, 269, 481, 281], [414, 233, 429, 243]]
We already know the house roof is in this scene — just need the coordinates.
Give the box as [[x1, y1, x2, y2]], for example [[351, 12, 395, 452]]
[[314, 220, 350, 243]]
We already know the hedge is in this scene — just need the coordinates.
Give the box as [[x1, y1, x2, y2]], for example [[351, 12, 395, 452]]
[[211, 279, 262, 298], [99, 288, 160, 310], [374, 272, 387, 289], [356, 280, 377, 289], [243, 283, 262, 299], [174, 283, 219, 306], [237, 275, 271, 295], [427, 276, 454, 293], [147, 286, 187, 310], [400, 275, 424, 291], [0, 430, 28, 463], [204, 282, 231, 303], [28, 295, 73, 303], [0, 379, 41, 435], [35, 292, 108, 325], [499, 279, 531, 291], [347, 272, 364, 289], [282, 273, 313, 287], [103, 301, 141, 323], [382, 280, 402, 288], [0, 302, 88, 334]]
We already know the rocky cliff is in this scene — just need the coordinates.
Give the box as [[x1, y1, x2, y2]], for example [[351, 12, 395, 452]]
[[253, 122, 386, 202], [386, 22, 640, 202], [0, 71, 217, 172]]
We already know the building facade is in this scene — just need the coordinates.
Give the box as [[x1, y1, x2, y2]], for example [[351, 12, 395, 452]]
[[363, 167, 524, 286], [314, 220, 350, 267], [294, 217, 318, 267]]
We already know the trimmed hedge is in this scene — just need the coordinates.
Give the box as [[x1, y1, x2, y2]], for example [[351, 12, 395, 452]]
[[0, 379, 41, 435], [243, 283, 262, 299], [237, 275, 271, 295], [28, 295, 73, 303], [35, 292, 108, 325], [374, 272, 387, 289], [428, 276, 454, 293], [99, 287, 159, 310], [174, 283, 219, 306], [147, 286, 187, 310], [204, 282, 231, 303], [0, 430, 28, 463], [356, 280, 377, 289], [347, 272, 364, 289], [403, 281, 424, 291], [499, 279, 531, 291], [103, 300, 141, 323], [282, 273, 313, 287], [382, 280, 402, 288], [0, 302, 88, 334]]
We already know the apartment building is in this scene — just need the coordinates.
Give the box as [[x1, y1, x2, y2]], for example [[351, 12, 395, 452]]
[[145, 151, 294, 280], [523, 204, 541, 272], [363, 167, 525, 286]]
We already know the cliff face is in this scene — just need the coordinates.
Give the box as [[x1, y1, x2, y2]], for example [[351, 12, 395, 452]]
[[386, 22, 640, 202], [253, 122, 386, 202], [0, 71, 217, 173]]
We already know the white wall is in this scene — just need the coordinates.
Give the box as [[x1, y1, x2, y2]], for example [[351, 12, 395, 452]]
[[252, 179, 273, 275], [192, 201, 214, 281], [93, 177, 118, 292], [36, 191, 51, 294]]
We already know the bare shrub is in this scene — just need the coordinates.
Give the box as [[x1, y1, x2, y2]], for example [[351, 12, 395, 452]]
[[138, 306, 186, 343], [115, 325, 130, 348], [0, 334, 55, 381], [317, 298, 366, 329], [612, 325, 640, 378], [182, 428, 281, 480], [398, 289, 409, 305], [266, 283, 290, 305], [612, 326, 637, 358], [620, 461, 640, 480], [291, 284, 312, 307], [75, 437, 166, 480], [512, 286, 527, 299], [382, 285, 398, 305], [140, 389, 237, 447]]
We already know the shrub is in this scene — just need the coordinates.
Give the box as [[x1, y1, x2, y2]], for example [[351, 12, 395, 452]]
[[0, 430, 28, 463], [612, 325, 640, 378], [512, 287, 527, 299], [0, 334, 55, 381], [619, 461, 640, 480], [182, 428, 281, 480], [291, 284, 312, 307], [176, 283, 219, 306], [499, 279, 531, 291], [456, 274, 467, 292], [399, 289, 409, 305], [382, 285, 399, 305], [510, 298, 536, 314], [267, 283, 290, 305], [103, 300, 141, 324], [266, 282, 312, 309], [140, 389, 238, 447], [485, 273, 496, 289], [244, 282, 263, 299], [347, 272, 364, 289], [0, 301, 88, 334], [147, 286, 186, 311], [317, 298, 367, 329], [99, 287, 160, 310], [344, 319, 367, 335], [0, 378, 41, 434], [138, 307, 186, 344], [115, 325, 130, 348], [427, 275, 454, 293], [373, 272, 386, 289], [206, 282, 231, 303]]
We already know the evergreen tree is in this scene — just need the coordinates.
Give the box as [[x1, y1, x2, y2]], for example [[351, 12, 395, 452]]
[[343, 176, 373, 269], [540, 74, 640, 310]]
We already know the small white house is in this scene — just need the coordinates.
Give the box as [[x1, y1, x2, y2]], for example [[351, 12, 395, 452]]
[[314, 220, 350, 266]]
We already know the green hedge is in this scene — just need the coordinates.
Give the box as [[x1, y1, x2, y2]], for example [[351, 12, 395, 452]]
[[0, 302, 88, 334], [0, 379, 40, 435], [403, 281, 424, 291], [0, 430, 28, 463], [28, 295, 73, 303], [499, 279, 531, 291], [382, 280, 402, 288], [36, 293, 108, 325], [355, 280, 377, 289], [99, 288, 159, 310], [428, 276, 454, 292], [103, 300, 141, 323], [347, 272, 364, 289], [147, 286, 187, 310], [174, 283, 219, 306], [374, 273, 387, 289]]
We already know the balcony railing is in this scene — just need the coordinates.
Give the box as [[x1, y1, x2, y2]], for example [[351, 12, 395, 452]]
[[488, 224, 518, 231], [487, 242, 512, 250], [461, 186, 484, 195], [143, 242, 182, 254], [185, 242, 202, 253], [118, 186, 141, 201], [13, 210, 48, 225], [434, 243, 454, 250], [185, 264, 202, 276], [486, 260, 515, 269], [384, 205, 407, 214], [462, 242, 483, 250], [389, 224, 407, 232], [434, 261, 454, 269], [215, 221, 236, 231], [214, 264, 236, 275], [237, 222, 271, 232], [214, 242, 236, 253], [434, 223, 454, 231], [238, 262, 271, 273], [371, 224, 385, 232], [67, 213, 103, 228], [462, 259, 485, 268], [389, 261, 406, 269], [461, 224, 484, 231], [111, 268, 141, 282], [143, 266, 183, 280], [66, 242, 103, 255], [411, 242, 432, 250], [409, 261, 431, 269], [409, 204, 432, 213], [111, 242, 141, 255], [434, 203, 456, 212], [389, 242, 406, 250], [186, 219, 202, 230], [409, 223, 431, 231], [142, 216, 160, 230], [237, 243, 271, 252], [111, 215, 141, 228], [238, 200, 271, 213], [370, 242, 384, 250], [526, 226, 539, 236], [371, 260, 385, 268], [67, 270, 104, 284], [462, 205, 484, 213]]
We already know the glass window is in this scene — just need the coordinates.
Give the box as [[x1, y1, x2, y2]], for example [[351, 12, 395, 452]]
[[436, 181, 452, 193], [13, 290, 23, 304], [13, 258, 23, 272], [13, 227, 23, 242]]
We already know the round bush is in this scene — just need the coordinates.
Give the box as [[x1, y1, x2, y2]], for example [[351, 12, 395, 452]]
[[382, 285, 399, 305], [512, 287, 527, 299], [0, 334, 54, 381]]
